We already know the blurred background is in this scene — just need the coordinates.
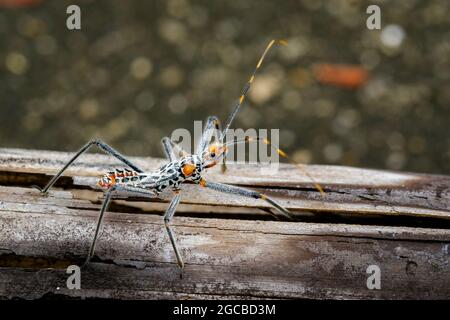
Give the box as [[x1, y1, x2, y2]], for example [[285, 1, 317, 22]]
[[0, 0, 449, 174]]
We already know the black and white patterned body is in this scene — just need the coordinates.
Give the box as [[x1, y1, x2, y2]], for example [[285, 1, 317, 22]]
[[98, 155, 203, 196], [141, 155, 203, 194]]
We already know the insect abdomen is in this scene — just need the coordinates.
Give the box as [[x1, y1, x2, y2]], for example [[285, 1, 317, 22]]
[[98, 168, 141, 189]]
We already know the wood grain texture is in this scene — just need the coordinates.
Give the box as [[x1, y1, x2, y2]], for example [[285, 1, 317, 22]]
[[1, 148, 449, 219], [0, 148, 449, 300]]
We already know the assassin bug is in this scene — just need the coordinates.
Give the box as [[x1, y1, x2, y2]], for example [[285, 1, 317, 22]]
[[35, 40, 323, 271]]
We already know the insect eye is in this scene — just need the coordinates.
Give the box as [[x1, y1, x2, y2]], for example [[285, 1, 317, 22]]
[[210, 152, 216, 158]]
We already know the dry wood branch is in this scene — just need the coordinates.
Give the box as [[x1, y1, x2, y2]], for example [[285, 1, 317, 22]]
[[0, 148, 449, 299]]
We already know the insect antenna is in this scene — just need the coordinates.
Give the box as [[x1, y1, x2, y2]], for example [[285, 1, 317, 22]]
[[221, 39, 288, 139], [219, 40, 324, 195], [262, 138, 325, 195], [224, 136, 326, 196]]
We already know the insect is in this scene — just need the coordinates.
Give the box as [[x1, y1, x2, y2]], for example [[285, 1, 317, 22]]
[[34, 40, 319, 272]]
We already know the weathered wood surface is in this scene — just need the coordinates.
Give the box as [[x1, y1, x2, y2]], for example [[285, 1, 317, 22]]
[[1, 148, 449, 220], [0, 148, 449, 300]]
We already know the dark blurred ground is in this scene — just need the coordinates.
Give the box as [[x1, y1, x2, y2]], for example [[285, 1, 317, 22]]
[[0, 0, 449, 174]]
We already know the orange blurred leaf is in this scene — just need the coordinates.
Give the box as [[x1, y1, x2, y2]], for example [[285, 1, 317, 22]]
[[0, 0, 42, 8], [312, 63, 369, 89]]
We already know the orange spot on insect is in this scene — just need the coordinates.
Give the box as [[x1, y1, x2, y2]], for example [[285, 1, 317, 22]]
[[181, 163, 196, 177], [199, 179, 206, 187], [312, 63, 369, 89], [239, 95, 245, 104], [97, 173, 116, 189]]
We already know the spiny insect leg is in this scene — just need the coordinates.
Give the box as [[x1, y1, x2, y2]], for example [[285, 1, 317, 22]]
[[34, 139, 143, 194], [197, 115, 229, 173], [197, 115, 222, 155], [200, 180, 294, 221], [83, 185, 157, 267], [162, 136, 189, 159], [161, 137, 178, 162], [163, 192, 184, 275]]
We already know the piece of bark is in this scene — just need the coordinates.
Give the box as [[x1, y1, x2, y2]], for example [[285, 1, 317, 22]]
[[0, 148, 449, 300]]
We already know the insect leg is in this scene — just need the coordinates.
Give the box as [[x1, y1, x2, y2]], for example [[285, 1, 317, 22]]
[[161, 137, 178, 162], [161, 136, 189, 160], [200, 180, 294, 220], [84, 184, 157, 266], [163, 192, 184, 270], [34, 139, 143, 194], [213, 118, 229, 173], [197, 116, 222, 155], [196, 115, 230, 172]]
